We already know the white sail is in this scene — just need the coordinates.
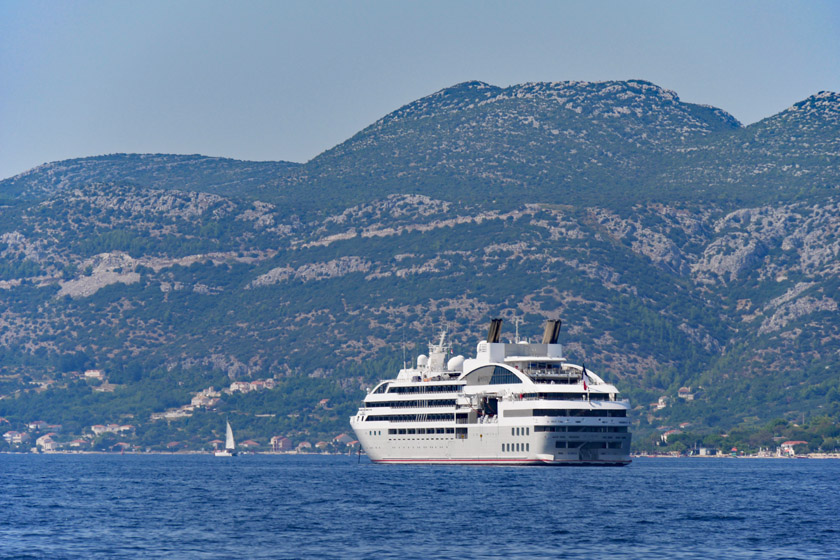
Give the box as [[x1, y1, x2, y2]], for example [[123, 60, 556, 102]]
[[225, 421, 235, 451]]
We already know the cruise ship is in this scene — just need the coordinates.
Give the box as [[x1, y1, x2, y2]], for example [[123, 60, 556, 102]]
[[350, 319, 632, 466]]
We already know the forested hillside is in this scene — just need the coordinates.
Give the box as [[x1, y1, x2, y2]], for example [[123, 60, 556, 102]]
[[1, 80, 838, 452]]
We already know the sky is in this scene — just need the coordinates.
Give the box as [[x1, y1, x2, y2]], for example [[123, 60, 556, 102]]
[[2, 0, 839, 180]]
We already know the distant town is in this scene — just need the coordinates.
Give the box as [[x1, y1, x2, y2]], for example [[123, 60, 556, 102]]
[[2, 369, 359, 454]]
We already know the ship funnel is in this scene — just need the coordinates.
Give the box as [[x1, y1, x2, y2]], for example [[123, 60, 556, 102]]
[[486, 318, 503, 343], [542, 319, 562, 344]]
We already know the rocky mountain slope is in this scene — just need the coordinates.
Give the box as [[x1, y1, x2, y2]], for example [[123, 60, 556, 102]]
[[0, 153, 300, 201], [1, 80, 838, 450], [277, 80, 743, 210]]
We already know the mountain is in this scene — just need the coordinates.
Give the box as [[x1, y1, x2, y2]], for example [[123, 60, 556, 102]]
[[654, 91, 840, 205], [275, 80, 742, 211], [0, 153, 300, 201], [0, 80, 838, 452]]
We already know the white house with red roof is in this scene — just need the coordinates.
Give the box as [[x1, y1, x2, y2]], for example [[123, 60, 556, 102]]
[[36, 433, 59, 451], [3, 431, 30, 444], [270, 436, 292, 451], [84, 369, 105, 380], [780, 441, 809, 457], [661, 429, 682, 443], [333, 433, 355, 445], [27, 420, 49, 431]]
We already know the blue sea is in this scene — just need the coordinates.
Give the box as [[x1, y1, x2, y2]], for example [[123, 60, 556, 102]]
[[1, 454, 838, 559]]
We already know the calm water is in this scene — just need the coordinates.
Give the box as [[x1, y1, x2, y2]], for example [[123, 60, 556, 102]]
[[1, 454, 838, 559]]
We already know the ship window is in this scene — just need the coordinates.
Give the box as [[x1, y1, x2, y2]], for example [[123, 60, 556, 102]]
[[374, 383, 390, 394], [389, 384, 464, 394], [526, 443, 529, 451], [491, 366, 522, 385], [531, 409, 626, 418], [537, 392, 611, 401], [463, 366, 523, 386], [525, 428, 529, 436], [558, 426, 629, 433], [511, 428, 515, 436], [445, 428, 454, 434], [555, 441, 567, 449]]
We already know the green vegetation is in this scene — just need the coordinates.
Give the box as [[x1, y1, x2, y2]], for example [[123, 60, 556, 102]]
[[0, 81, 839, 452], [635, 416, 840, 455]]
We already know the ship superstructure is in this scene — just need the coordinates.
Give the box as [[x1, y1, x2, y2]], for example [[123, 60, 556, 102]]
[[350, 318, 632, 466]]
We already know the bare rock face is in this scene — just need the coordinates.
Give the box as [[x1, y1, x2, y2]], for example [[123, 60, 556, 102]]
[[174, 354, 252, 380], [324, 194, 451, 226], [58, 252, 140, 298], [588, 207, 690, 275], [692, 234, 768, 284], [249, 256, 372, 287], [64, 186, 235, 220], [1, 231, 47, 262], [759, 294, 838, 335], [784, 201, 840, 276]]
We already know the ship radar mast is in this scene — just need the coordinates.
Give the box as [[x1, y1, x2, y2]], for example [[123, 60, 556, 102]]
[[427, 329, 451, 372]]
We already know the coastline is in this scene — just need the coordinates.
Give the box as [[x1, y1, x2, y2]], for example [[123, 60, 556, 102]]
[[632, 453, 840, 460], [4, 450, 839, 459]]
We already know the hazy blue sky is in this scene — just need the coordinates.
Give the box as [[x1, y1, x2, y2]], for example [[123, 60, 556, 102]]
[[2, 0, 839, 180]]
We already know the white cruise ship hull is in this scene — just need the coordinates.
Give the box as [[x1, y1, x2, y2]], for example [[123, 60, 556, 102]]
[[352, 420, 631, 466]]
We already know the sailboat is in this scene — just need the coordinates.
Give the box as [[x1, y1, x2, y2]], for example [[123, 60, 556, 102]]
[[214, 420, 237, 457]]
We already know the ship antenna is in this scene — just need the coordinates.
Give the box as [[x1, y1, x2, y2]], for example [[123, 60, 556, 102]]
[[402, 326, 407, 369]]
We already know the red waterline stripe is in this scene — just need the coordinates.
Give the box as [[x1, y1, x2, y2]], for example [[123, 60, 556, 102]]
[[372, 457, 629, 465], [374, 458, 546, 464]]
